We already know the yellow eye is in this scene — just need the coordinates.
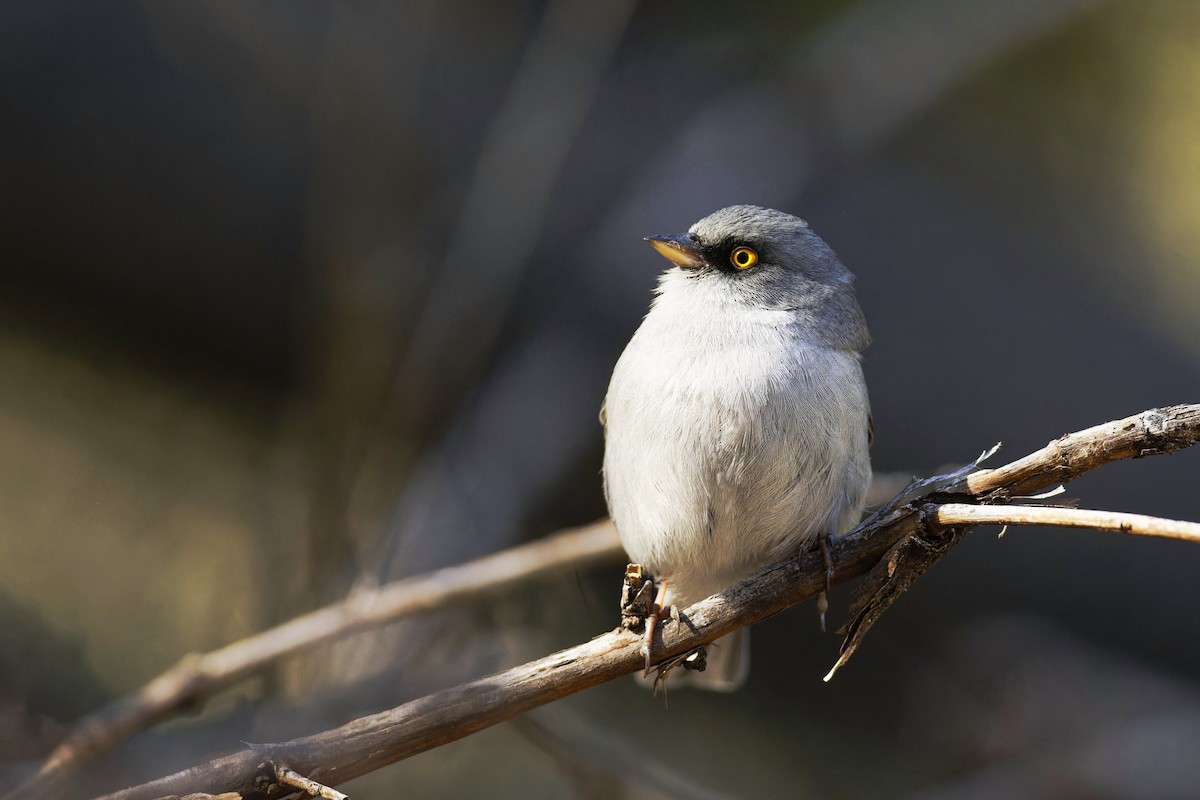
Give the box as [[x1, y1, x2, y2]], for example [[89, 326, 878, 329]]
[[730, 246, 758, 270]]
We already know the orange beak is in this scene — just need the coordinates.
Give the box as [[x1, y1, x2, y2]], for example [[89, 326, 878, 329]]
[[645, 233, 706, 270]]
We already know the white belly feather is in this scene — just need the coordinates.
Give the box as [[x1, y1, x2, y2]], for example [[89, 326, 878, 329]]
[[602, 299, 871, 607]]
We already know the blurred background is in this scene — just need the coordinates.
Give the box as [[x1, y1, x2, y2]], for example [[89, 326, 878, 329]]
[[1, 0, 1199, 797]]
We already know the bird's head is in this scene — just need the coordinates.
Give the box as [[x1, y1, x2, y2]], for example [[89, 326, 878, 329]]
[[645, 205, 867, 349], [646, 205, 854, 301]]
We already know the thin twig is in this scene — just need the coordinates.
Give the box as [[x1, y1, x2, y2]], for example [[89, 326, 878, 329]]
[[958, 405, 1197, 496], [275, 765, 349, 800], [88, 404, 1200, 800], [12, 520, 620, 799], [820, 500, 1200, 683], [929, 504, 1200, 542]]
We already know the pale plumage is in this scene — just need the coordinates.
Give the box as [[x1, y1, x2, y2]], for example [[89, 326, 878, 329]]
[[602, 205, 872, 690]]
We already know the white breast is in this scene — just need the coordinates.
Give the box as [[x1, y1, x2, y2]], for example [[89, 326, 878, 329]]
[[602, 279, 871, 606]]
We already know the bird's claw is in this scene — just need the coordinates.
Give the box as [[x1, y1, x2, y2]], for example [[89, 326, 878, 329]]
[[650, 645, 707, 698], [641, 578, 671, 677]]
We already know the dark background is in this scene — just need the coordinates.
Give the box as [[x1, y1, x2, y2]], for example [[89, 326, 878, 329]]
[[1, 1, 1198, 797]]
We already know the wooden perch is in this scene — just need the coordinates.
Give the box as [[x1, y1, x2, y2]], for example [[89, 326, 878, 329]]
[[15, 476, 918, 799], [78, 403, 1198, 800], [12, 521, 621, 800]]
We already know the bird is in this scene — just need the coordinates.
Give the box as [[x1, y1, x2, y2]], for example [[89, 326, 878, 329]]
[[601, 205, 872, 691]]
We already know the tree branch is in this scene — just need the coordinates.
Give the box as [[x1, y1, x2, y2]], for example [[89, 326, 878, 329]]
[[16, 475, 918, 799], [83, 403, 1198, 800], [957, 405, 1195, 496], [929, 503, 1200, 541], [273, 765, 348, 800], [13, 520, 620, 800]]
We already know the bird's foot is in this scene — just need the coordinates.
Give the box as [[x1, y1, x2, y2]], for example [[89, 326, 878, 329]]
[[642, 578, 672, 676], [619, 566, 672, 675], [650, 644, 707, 699]]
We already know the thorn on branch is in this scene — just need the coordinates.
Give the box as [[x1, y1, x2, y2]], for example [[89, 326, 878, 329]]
[[823, 506, 969, 683]]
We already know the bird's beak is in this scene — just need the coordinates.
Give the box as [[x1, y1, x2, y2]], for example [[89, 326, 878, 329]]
[[645, 233, 706, 270]]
